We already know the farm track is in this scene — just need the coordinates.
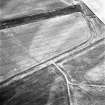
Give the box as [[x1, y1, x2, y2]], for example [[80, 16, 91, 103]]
[[0, 1, 105, 105], [0, 36, 104, 88]]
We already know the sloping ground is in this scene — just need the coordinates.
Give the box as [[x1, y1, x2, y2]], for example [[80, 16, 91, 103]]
[[0, 1, 105, 105], [0, 0, 70, 19], [0, 65, 69, 105], [82, 0, 105, 24]]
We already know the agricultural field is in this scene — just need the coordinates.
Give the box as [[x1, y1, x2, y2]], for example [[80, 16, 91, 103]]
[[0, 0, 105, 105]]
